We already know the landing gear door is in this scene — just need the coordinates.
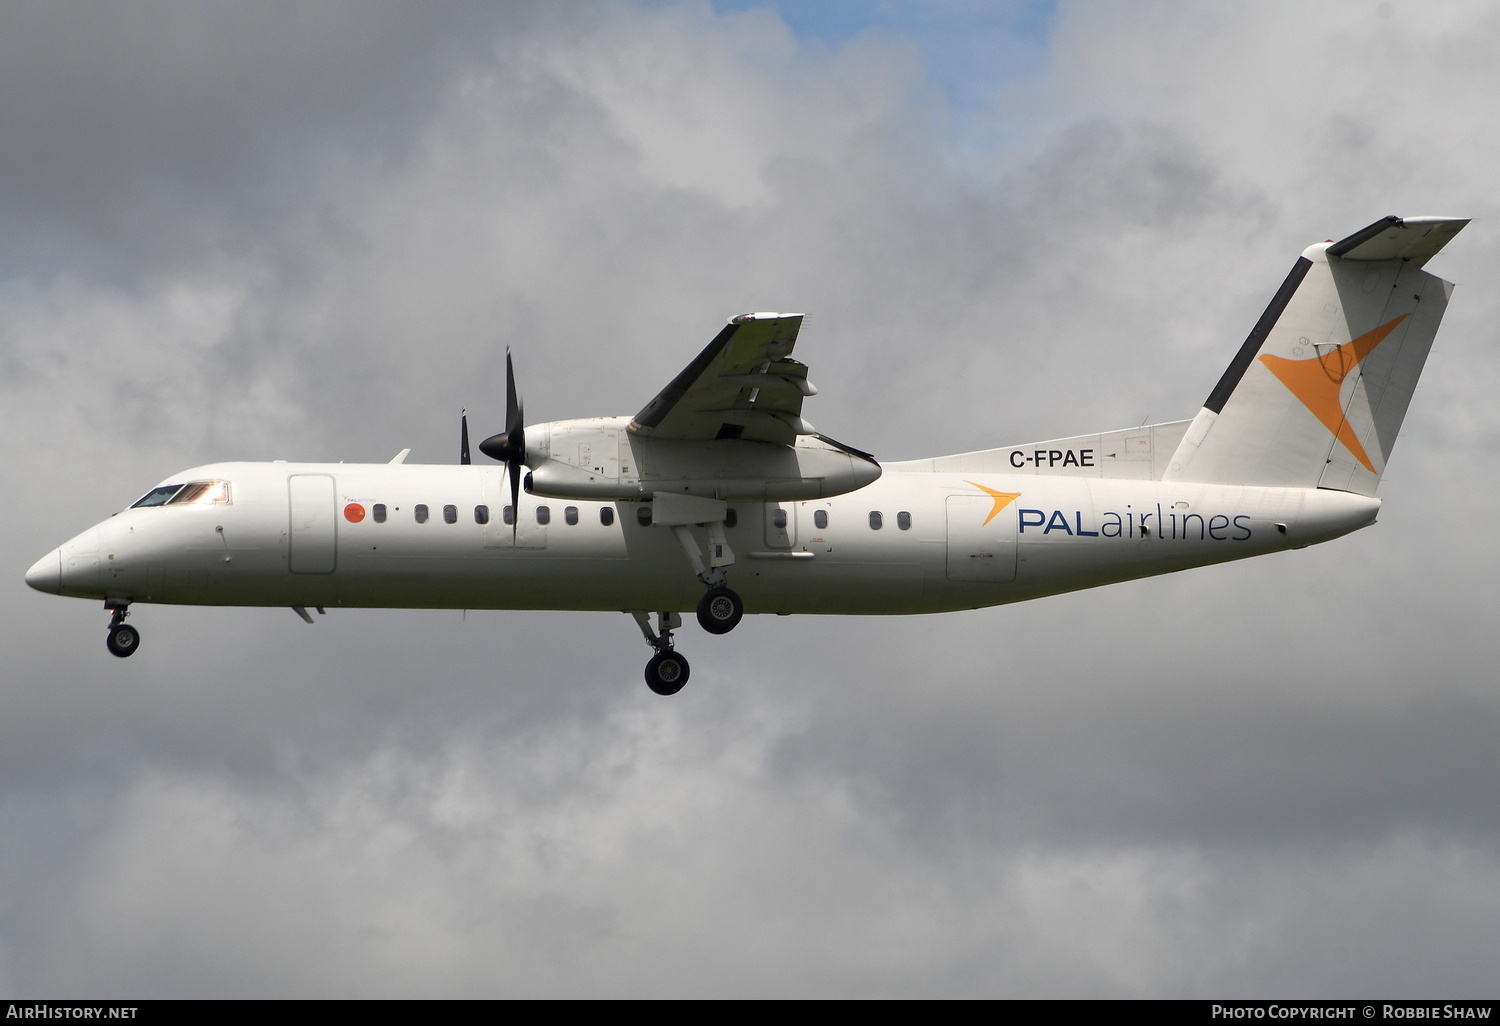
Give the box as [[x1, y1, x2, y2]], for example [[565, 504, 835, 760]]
[[764, 502, 796, 549]]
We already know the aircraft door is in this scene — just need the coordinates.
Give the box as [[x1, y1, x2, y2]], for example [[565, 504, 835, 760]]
[[764, 502, 796, 548], [945, 495, 1017, 583], [288, 474, 337, 574]]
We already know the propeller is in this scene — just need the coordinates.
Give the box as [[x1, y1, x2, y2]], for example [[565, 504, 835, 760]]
[[478, 349, 527, 536], [460, 408, 470, 465]]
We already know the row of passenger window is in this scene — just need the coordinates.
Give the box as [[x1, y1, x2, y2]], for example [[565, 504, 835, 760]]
[[365, 503, 913, 530], [812, 509, 912, 531], [371, 503, 612, 527]]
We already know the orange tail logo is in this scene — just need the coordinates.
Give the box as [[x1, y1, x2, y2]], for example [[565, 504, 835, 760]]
[[1257, 314, 1408, 473]]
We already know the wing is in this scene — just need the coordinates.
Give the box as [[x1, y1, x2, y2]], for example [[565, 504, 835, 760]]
[[628, 312, 815, 444]]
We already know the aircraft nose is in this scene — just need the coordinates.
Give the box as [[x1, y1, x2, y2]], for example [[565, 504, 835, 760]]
[[25, 549, 62, 594]]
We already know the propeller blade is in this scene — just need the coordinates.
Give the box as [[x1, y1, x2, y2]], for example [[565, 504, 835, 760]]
[[476, 348, 528, 541], [508, 459, 521, 541], [478, 349, 527, 466], [505, 349, 522, 439], [460, 409, 470, 465]]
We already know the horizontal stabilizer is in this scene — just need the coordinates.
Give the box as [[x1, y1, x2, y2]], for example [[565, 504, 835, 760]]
[[1325, 215, 1468, 268]]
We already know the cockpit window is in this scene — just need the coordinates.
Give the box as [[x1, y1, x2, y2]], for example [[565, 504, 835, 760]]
[[167, 480, 231, 505], [131, 484, 184, 508], [131, 480, 232, 509]]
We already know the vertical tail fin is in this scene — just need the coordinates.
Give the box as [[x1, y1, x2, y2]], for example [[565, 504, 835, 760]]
[[1164, 216, 1467, 494]]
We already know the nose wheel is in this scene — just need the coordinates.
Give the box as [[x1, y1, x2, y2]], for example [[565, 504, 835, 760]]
[[105, 606, 140, 658]]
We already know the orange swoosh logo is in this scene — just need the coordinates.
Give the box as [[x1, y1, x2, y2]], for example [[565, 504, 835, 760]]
[[967, 482, 1022, 525], [1257, 314, 1408, 473]]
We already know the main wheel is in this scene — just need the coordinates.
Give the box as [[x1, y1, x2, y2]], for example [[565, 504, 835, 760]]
[[645, 651, 690, 696], [696, 586, 743, 635], [106, 623, 140, 658]]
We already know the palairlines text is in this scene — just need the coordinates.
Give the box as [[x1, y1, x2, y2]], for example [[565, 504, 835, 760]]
[[1018, 505, 1253, 540]]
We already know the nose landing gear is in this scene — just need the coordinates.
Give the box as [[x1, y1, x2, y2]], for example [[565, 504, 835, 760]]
[[105, 604, 140, 658]]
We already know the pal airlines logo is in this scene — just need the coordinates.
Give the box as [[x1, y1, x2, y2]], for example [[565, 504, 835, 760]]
[[967, 482, 1022, 524], [972, 480, 1256, 541], [1258, 314, 1408, 473]]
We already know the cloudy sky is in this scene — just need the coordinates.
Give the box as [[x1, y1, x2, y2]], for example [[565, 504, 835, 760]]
[[5, 0, 1500, 998]]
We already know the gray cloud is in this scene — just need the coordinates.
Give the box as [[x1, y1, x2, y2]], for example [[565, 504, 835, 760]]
[[0, 1, 528, 281]]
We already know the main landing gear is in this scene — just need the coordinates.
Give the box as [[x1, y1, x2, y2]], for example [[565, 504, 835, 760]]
[[105, 603, 140, 658], [633, 497, 748, 695], [696, 585, 743, 635], [628, 585, 744, 696], [667, 512, 745, 637], [632, 611, 690, 695], [630, 593, 744, 695]]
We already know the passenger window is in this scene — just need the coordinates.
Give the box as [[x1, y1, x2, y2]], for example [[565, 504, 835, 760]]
[[897, 511, 911, 531], [868, 511, 883, 530], [773, 509, 787, 529], [503, 505, 515, 526], [414, 504, 429, 524], [373, 504, 387, 523], [814, 510, 828, 530], [474, 505, 489, 525], [564, 506, 578, 525], [536, 505, 551, 525], [443, 504, 458, 524], [637, 506, 652, 526], [600, 507, 615, 527]]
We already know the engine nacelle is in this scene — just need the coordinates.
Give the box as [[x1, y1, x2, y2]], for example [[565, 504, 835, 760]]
[[520, 417, 881, 501]]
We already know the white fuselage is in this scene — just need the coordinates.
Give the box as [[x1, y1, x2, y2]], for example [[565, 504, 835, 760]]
[[29, 459, 1380, 617], [24, 217, 1461, 689]]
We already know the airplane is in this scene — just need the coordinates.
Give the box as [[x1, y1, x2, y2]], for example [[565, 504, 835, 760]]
[[26, 215, 1468, 695]]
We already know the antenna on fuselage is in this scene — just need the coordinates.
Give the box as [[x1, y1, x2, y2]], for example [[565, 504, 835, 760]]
[[460, 408, 471, 465]]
